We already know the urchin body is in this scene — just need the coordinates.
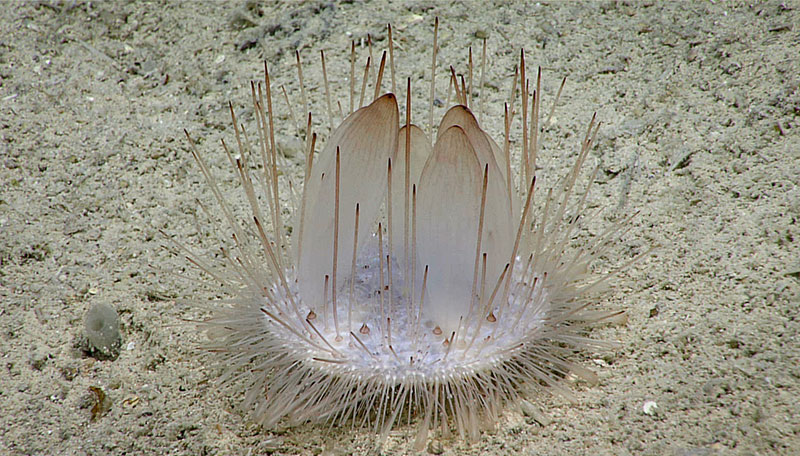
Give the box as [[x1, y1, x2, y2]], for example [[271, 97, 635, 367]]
[[211, 240, 558, 439], [184, 21, 631, 449]]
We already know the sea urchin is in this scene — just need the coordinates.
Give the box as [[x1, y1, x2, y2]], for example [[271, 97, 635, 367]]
[[177, 20, 636, 450]]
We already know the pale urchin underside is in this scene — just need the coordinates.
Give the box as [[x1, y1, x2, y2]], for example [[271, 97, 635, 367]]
[[176, 20, 640, 450]]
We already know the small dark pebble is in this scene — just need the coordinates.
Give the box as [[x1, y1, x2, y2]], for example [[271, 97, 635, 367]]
[[87, 386, 112, 421], [427, 440, 444, 455]]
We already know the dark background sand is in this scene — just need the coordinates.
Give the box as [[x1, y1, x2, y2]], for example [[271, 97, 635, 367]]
[[1, 1, 798, 455]]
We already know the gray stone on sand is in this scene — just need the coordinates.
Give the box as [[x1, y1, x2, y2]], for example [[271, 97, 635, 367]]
[[83, 303, 122, 360]]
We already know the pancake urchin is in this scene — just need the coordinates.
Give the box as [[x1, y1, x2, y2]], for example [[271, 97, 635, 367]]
[[177, 20, 638, 450]]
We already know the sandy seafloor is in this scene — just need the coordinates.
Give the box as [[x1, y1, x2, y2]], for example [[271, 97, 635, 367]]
[[1, 1, 799, 455]]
